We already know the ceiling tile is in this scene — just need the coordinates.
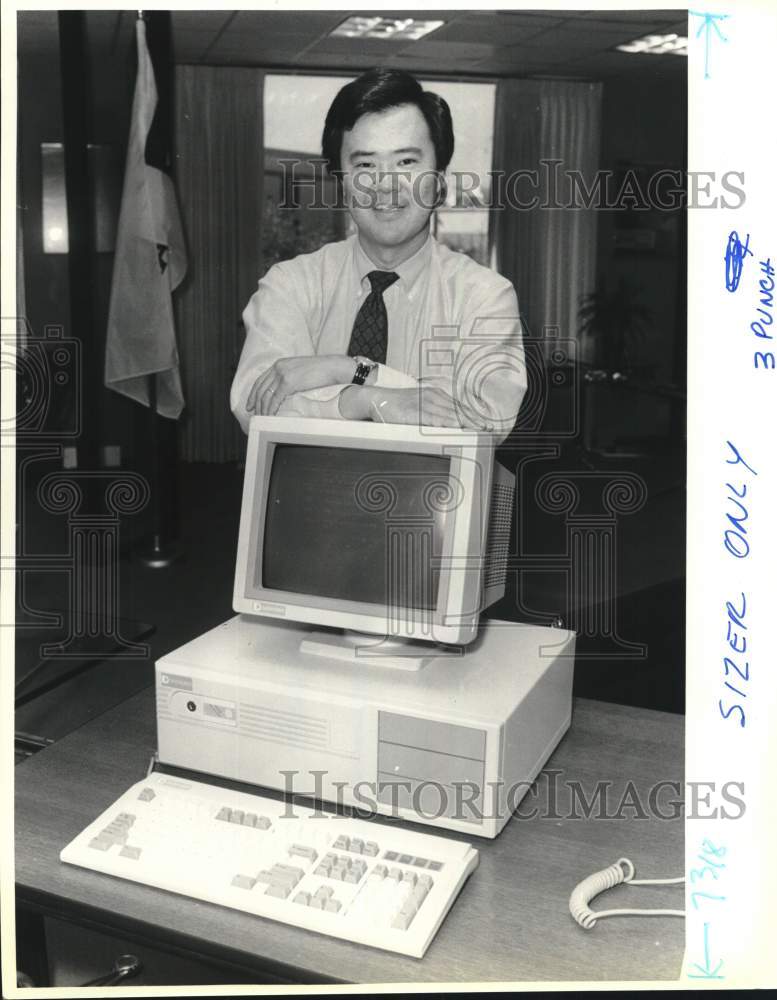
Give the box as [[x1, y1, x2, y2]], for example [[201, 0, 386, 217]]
[[230, 11, 345, 35], [431, 12, 561, 45], [170, 11, 235, 34], [517, 23, 646, 51], [405, 40, 503, 61], [302, 36, 420, 57], [574, 9, 685, 23]]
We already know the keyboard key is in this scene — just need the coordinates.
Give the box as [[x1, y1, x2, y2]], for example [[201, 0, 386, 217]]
[[242, 812, 257, 827], [384, 850, 399, 861], [265, 884, 291, 900], [230, 810, 244, 825], [215, 807, 231, 821], [138, 788, 155, 802], [288, 844, 318, 862], [325, 899, 342, 913], [89, 837, 112, 851], [364, 841, 379, 857], [398, 854, 413, 864], [256, 816, 271, 831], [428, 861, 443, 871], [231, 874, 256, 889], [293, 892, 310, 906], [391, 910, 413, 931], [333, 835, 349, 850]]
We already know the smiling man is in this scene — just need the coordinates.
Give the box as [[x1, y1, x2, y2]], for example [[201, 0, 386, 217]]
[[231, 69, 527, 439]]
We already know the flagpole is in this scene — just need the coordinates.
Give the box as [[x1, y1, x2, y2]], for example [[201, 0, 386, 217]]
[[137, 372, 180, 567], [133, 7, 182, 569]]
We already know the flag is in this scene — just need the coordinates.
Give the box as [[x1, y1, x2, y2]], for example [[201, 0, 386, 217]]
[[105, 17, 186, 418]]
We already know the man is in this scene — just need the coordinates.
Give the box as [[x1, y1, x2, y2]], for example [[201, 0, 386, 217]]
[[231, 69, 526, 440]]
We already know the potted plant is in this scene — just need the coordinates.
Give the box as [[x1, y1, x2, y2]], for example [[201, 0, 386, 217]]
[[577, 276, 654, 376], [576, 278, 655, 454]]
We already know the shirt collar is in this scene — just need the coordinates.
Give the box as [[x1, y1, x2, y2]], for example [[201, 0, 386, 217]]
[[353, 232, 433, 300]]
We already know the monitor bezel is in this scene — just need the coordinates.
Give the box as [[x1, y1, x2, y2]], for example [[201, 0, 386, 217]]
[[234, 416, 494, 646]]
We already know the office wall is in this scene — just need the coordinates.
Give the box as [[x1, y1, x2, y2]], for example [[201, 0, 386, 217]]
[[17, 15, 70, 347], [17, 12, 173, 488], [592, 74, 686, 447]]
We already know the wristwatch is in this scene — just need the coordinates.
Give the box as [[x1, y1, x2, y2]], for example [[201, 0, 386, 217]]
[[352, 358, 375, 385]]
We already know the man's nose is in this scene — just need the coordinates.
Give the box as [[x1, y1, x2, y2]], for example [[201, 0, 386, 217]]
[[375, 170, 395, 193]]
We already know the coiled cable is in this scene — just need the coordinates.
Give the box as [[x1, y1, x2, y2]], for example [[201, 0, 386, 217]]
[[569, 857, 685, 929]]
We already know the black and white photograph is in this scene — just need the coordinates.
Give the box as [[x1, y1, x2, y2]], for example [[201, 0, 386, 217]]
[[3, 2, 775, 993]]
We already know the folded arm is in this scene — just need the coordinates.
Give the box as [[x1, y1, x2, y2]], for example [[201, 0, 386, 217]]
[[339, 278, 527, 443]]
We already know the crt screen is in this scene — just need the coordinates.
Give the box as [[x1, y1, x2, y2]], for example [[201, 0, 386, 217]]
[[260, 445, 451, 610]]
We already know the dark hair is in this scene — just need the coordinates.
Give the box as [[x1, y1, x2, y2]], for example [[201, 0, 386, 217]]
[[321, 69, 454, 176]]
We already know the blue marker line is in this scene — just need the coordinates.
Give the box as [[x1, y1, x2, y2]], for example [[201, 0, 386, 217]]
[[688, 922, 725, 979], [689, 11, 730, 79], [725, 231, 752, 292]]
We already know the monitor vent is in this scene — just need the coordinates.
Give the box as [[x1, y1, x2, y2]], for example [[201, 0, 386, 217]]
[[238, 702, 330, 750], [484, 481, 513, 588]]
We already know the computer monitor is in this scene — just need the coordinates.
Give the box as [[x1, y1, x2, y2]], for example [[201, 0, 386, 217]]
[[233, 416, 514, 660]]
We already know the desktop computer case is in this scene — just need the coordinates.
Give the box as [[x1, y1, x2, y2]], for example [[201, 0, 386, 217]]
[[155, 616, 575, 839]]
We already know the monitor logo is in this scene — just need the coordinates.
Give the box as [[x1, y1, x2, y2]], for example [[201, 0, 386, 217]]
[[253, 601, 287, 616]]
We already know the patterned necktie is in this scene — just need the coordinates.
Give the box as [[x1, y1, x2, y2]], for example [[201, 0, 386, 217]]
[[347, 270, 400, 364]]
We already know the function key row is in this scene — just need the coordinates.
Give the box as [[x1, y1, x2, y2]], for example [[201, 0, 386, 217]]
[[383, 850, 443, 871], [332, 834, 379, 857], [215, 807, 271, 830]]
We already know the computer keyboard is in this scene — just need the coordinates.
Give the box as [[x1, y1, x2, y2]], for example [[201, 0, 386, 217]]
[[60, 771, 479, 958]]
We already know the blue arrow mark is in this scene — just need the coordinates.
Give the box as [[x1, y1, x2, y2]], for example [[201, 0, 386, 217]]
[[689, 11, 730, 79], [688, 922, 725, 979]]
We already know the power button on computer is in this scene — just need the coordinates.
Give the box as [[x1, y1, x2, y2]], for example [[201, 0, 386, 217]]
[[186, 700, 197, 712]]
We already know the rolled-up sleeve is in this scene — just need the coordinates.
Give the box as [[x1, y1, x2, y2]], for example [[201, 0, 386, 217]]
[[418, 276, 527, 444], [230, 263, 318, 433]]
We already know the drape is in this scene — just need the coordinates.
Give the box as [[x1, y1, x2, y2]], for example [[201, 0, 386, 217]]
[[174, 67, 264, 462], [492, 79, 602, 361]]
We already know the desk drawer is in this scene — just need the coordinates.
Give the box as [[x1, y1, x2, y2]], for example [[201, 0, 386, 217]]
[[41, 916, 293, 986]]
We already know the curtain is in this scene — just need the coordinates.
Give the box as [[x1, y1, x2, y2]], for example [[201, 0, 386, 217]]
[[492, 79, 602, 361], [174, 67, 264, 462]]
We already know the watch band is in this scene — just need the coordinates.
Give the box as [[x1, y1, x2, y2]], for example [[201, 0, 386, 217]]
[[352, 360, 373, 386]]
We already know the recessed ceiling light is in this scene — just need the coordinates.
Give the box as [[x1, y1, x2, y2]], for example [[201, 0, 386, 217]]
[[616, 33, 688, 55], [330, 16, 445, 41]]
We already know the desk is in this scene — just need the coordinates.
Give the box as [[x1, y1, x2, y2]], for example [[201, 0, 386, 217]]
[[15, 688, 684, 985]]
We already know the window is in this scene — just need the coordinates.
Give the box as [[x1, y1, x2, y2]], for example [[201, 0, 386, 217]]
[[263, 74, 496, 270]]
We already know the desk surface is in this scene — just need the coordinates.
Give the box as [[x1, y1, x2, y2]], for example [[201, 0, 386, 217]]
[[15, 686, 685, 985]]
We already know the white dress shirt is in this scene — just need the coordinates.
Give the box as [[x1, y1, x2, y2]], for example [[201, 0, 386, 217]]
[[231, 233, 527, 442]]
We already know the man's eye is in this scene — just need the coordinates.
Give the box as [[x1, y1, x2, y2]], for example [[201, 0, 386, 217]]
[[355, 162, 374, 169], [398, 158, 418, 167]]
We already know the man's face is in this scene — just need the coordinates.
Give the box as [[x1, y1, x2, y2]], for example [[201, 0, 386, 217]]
[[340, 103, 439, 262]]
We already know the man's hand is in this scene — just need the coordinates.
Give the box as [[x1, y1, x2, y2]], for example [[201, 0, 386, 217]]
[[247, 355, 356, 416], [340, 384, 493, 430]]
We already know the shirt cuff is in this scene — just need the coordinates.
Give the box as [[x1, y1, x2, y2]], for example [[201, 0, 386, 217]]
[[374, 364, 418, 389]]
